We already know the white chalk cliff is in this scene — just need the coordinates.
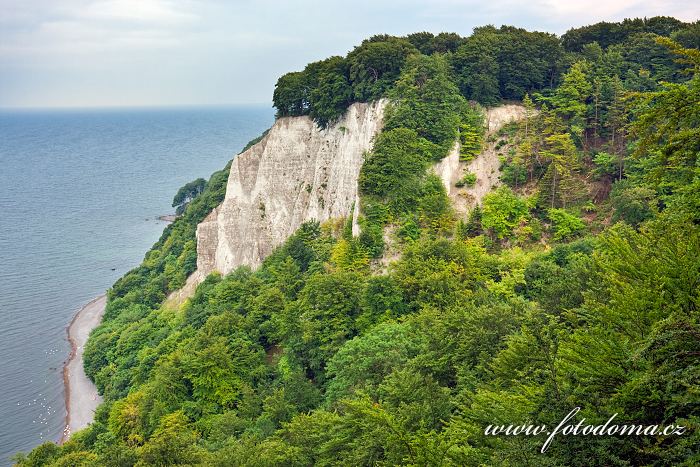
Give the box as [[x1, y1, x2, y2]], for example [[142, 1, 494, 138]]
[[169, 101, 525, 302], [433, 104, 527, 214], [192, 100, 386, 283]]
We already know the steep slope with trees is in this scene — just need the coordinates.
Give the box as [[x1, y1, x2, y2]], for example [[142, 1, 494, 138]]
[[16, 17, 700, 467]]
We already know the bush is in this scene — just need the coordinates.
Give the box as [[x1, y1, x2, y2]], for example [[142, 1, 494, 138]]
[[593, 152, 619, 178], [500, 161, 527, 187], [547, 208, 586, 240], [455, 171, 477, 187], [481, 186, 529, 239], [610, 180, 657, 227]]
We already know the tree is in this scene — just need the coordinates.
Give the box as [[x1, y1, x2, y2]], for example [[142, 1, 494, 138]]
[[547, 208, 586, 240], [624, 32, 680, 83], [405, 31, 435, 54], [481, 186, 528, 239], [172, 178, 206, 215], [139, 412, 203, 465], [605, 75, 627, 177], [392, 237, 488, 311], [452, 31, 501, 105], [293, 271, 366, 376], [306, 57, 353, 127], [347, 37, 418, 101], [538, 133, 582, 208], [561, 16, 687, 52], [325, 322, 421, 403], [628, 38, 700, 213], [358, 128, 436, 215], [551, 61, 592, 139], [459, 105, 485, 161], [384, 54, 466, 151], [452, 26, 563, 103], [428, 32, 465, 54], [610, 179, 657, 226], [272, 71, 309, 117]]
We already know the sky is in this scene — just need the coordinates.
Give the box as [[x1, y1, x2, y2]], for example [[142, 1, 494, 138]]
[[0, 0, 698, 108]]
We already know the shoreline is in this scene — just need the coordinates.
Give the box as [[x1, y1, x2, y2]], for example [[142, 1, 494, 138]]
[[157, 214, 178, 223], [61, 294, 107, 443]]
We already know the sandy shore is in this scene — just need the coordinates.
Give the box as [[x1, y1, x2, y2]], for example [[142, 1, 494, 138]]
[[61, 295, 106, 443]]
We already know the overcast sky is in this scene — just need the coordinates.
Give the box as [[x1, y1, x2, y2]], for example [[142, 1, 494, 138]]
[[1, 0, 698, 108]]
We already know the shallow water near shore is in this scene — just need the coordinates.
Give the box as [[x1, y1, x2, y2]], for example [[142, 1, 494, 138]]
[[0, 105, 273, 464]]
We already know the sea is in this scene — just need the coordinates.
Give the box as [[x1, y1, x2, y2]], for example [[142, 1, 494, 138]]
[[0, 105, 274, 464]]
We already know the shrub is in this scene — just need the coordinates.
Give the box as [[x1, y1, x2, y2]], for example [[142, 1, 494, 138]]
[[500, 161, 527, 187], [593, 151, 619, 178], [455, 171, 477, 187], [481, 186, 529, 239], [547, 208, 586, 240], [610, 180, 657, 227]]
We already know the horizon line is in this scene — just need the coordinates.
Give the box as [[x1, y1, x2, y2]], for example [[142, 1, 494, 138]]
[[0, 102, 274, 112]]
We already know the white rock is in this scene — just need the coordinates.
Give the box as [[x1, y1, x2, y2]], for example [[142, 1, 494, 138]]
[[173, 100, 386, 299]]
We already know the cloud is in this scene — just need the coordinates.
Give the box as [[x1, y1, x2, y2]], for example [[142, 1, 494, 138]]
[[0, 0, 198, 58], [77, 0, 198, 24], [0, 0, 698, 107], [542, 0, 699, 27]]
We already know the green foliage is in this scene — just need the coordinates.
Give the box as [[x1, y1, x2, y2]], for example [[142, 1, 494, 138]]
[[325, 322, 420, 403], [272, 71, 308, 117], [547, 208, 586, 240], [455, 171, 477, 188], [384, 54, 467, 154], [140, 411, 203, 465], [272, 56, 353, 127], [452, 25, 563, 103], [357, 52, 468, 243], [347, 36, 418, 101], [452, 31, 501, 105], [500, 160, 527, 187], [459, 106, 485, 161], [418, 175, 455, 235], [561, 16, 688, 52], [172, 178, 206, 215], [592, 151, 619, 178], [482, 186, 528, 239], [610, 179, 658, 226], [330, 238, 370, 272], [551, 61, 592, 136], [392, 237, 489, 311], [628, 39, 700, 218], [538, 132, 583, 208], [462, 205, 483, 238], [358, 128, 435, 214], [25, 26, 700, 467]]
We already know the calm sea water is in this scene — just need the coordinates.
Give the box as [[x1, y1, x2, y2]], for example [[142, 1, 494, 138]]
[[0, 105, 274, 464]]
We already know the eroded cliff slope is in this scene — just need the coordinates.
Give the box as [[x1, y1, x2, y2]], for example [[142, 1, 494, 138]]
[[170, 102, 525, 302], [190, 100, 386, 286], [433, 104, 527, 214]]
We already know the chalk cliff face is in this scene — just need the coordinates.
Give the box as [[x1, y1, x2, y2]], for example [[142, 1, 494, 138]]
[[195, 100, 386, 280], [433, 104, 527, 214], [168, 101, 524, 303]]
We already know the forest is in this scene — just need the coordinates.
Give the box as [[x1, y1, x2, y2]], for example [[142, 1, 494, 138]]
[[17, 17, 700, 466]]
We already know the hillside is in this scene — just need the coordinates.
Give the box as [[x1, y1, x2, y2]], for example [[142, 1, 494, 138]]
[[17, 17, 700, 467]]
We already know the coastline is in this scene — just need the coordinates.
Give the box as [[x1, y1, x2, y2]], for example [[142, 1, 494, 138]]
[[61, 295, 106, 443], [157, 214, 178, 223]]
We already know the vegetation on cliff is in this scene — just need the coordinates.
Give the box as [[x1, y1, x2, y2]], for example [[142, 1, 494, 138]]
[[17, 17, 700, 467]]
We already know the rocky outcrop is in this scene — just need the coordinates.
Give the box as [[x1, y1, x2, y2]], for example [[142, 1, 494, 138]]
[[191, 100, 386, 285], [167, 101, 524, 304], [433, 104, 527, 215]]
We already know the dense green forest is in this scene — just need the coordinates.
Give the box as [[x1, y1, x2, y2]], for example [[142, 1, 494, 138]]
[[17, 17, 700, 466]]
